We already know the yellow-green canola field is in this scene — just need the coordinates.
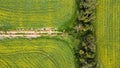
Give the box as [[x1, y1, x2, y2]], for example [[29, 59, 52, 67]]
[[0, 0, 76, 30], [0, 37, 77, 68], [96, 0, 120, 68]]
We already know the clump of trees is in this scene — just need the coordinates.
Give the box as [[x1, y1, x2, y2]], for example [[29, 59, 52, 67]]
[[70, 0, 97, 68]]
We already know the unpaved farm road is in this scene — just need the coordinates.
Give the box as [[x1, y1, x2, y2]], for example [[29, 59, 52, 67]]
[[0, 30, 64, 38]]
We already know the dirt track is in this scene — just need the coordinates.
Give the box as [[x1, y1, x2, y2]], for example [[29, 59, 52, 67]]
[[0, 30, 63, 38]]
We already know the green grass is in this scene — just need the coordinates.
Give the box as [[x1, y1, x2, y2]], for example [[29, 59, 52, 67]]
[[0, 0, 76, 30], [0, 36, 77, 68], [96, 0, 120, 68]]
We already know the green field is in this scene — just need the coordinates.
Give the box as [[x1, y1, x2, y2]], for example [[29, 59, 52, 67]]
[[0, 0, 78, 68], [96, 0, 120, 68], [0, 0, 76, 30], [2, 0, 120, 68], [0, 36, 77, 68]]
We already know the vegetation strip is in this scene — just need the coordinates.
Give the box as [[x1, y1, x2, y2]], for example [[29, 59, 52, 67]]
[[70, 0, 97, 68]]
